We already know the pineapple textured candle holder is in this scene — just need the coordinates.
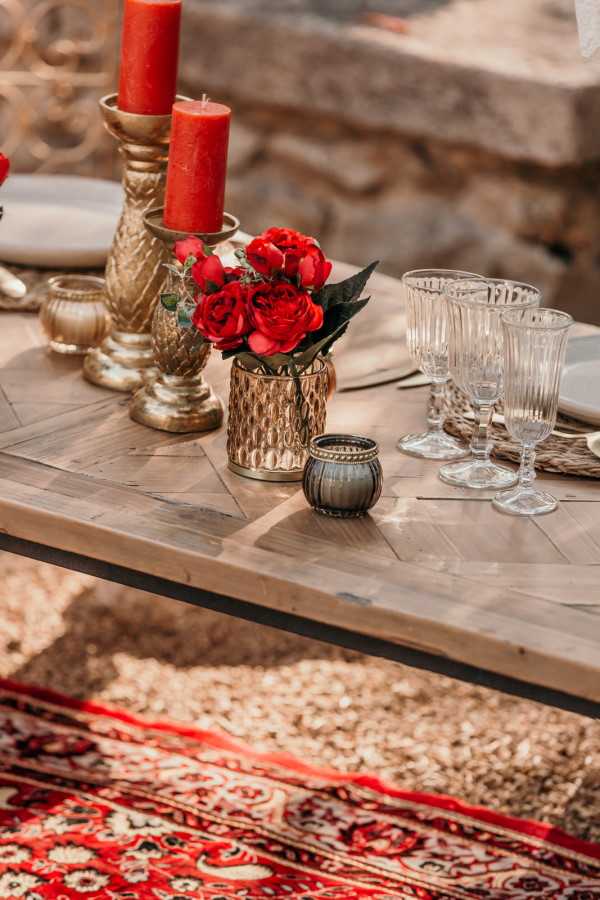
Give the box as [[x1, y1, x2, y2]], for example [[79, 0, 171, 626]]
[[128, 207, 240, 434], [83, 93, 190, 393]]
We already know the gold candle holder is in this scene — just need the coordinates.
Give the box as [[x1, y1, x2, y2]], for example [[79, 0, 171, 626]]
[[83, 93, 190, 393], [128, 207, 240, 434]]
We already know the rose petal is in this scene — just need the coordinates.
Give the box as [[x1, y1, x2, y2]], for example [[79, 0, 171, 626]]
[[248, 331, 280, 356], [174, 236, 206, 265]]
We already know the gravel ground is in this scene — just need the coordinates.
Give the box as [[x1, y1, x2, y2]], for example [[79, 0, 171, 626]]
[[0, 553, 598, 843]]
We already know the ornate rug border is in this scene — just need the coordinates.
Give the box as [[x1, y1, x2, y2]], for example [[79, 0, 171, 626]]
[[1, 677, 598, 864]]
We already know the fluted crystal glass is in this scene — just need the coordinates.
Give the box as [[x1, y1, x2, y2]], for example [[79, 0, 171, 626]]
[[439, 278, 541, 490], [397, 270, 474, 460], [493, 308, 573, 516]]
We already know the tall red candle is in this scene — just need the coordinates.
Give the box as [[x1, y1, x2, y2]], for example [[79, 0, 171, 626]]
[[164, 99, 231, 234], [118, 0, 182, 116]]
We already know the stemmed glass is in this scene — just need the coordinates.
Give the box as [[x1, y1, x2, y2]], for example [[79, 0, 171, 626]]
[[439, 278, 541, 490], [397, 270, 474, 460], [493, 308, 573, 516]]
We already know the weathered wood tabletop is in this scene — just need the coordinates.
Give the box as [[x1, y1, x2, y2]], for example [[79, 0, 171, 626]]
[[0, 265, 598, 717]]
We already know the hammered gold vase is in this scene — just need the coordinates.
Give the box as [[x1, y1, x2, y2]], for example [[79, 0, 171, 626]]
[[227, 358, 329, 482], [129, 303, 223, 434], [83, 93, 190, 393]]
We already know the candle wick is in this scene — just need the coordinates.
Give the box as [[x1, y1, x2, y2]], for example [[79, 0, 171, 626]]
[[201, 92, 210, 108]]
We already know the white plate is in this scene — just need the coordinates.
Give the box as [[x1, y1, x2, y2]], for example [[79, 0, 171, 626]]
[[0, 175, 123, 268], [559, 334, 600, 426]]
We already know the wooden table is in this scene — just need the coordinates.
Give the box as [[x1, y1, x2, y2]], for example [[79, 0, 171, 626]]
[[0, 267, 598, 719]]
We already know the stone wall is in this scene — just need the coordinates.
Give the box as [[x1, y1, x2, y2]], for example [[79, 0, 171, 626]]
[[4, 0, 600, 320], [181, 0, 600, 321], [224, 113, 596, 307]]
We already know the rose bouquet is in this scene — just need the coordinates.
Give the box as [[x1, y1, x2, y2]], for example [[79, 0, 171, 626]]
[[161, 226, 377, 376], [160, 226, 377, 480]]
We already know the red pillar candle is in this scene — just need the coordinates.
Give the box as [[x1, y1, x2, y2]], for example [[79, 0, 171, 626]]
[[164, 99, 231, 234], [118, 0, 182, 116]]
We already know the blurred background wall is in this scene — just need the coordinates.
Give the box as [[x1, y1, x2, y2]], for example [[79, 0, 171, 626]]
[[0, 0, 118, 175], [2, 0, 600, 321]]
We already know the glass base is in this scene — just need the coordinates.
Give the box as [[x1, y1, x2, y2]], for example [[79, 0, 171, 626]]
[[439, 458, 518, 490], [397, 430, 468, 461], [493, 486, 558, 517]]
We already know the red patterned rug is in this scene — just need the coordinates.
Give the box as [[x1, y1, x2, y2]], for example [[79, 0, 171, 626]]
[[0, 680, 597, 899]]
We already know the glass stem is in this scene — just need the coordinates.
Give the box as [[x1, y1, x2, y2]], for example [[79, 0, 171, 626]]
[[426, 381, 446, 435], [519, 444, 537, 490], [470, 403, 494, 461]]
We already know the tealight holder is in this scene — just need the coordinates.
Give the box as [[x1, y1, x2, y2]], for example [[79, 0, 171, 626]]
[[303, 434, 383, 518], [128, 206, 240, 433], [84, 93, 190, 393], [41, 275, 111, 355]]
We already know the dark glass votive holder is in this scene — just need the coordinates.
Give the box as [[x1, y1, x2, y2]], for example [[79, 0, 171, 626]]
[[303, 434, 383, 519]]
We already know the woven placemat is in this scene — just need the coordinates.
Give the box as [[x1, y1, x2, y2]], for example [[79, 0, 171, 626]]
[[444, 383, 600, 479]]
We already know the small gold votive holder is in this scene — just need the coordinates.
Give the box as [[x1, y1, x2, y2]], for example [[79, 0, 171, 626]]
[[303, 434, 383, 518], [41, 275, 111, 356]]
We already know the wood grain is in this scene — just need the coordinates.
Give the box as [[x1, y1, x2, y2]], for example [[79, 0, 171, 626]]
[[0, 276, 598, 706]]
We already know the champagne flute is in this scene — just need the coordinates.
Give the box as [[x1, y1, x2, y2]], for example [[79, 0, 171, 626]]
[[493, 307, 573, 516], [439, 277, 541, 490], [397, 269, 474, 460]]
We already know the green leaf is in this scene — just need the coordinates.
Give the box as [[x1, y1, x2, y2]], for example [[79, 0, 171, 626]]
[[291, 320, 350, 370], [229, 352, 266, 372], [223, 351, 296, 375], [260, 353, 295, 371], [313, 261, 378, 313], [304, 295, 371, 361], [326, 295, 371, 330], [160, 292, 179, 312], [177, 306, 193, 329]]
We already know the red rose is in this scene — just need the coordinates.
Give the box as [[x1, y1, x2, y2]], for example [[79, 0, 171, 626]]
[[246, 236, 284, 277], [260, 227, 310, 279], [0, 154, 9, 187], [248, 281, 323, 356], [249, 228, 332, 289], [224, 266, 246, 282], [174, 236, 206, 265], [298, 245, 333, 290], [192, 281, 250, 351], [191, 253, 226, 292]]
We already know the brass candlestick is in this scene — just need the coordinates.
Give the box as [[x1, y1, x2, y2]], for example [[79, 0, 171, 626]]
[[84, 93, 189, 392], [128, 207, 240, 434]]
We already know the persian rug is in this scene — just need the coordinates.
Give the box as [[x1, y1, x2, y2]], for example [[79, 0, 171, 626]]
[[0, 680, 598, 899]]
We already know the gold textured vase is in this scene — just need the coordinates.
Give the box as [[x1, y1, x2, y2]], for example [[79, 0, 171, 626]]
[[83, 93, 189, 392], [227, 358, 329, 482], [129, 303, 223, 433], [128, 207, 240, 433]]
